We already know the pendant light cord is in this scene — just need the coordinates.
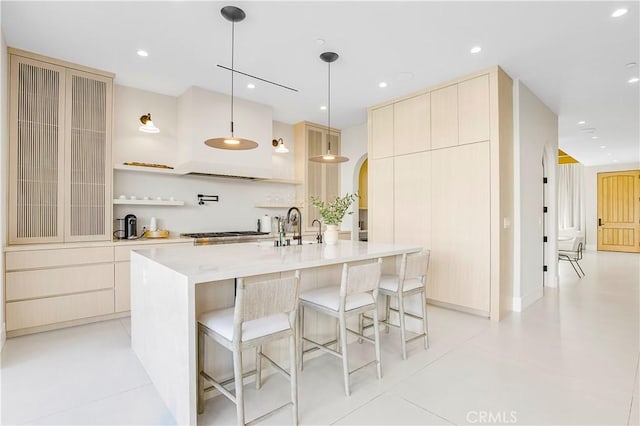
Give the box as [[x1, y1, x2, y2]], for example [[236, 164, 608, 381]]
[[230, 20, 235, 137], [327, 60, 331, 153]]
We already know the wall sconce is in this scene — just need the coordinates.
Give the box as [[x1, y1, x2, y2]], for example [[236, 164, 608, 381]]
[[272, 138, 289, 153], [139, 113, 160, 133]]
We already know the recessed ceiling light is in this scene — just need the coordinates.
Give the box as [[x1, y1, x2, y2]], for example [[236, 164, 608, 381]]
[[316, 38, 326, 46], [378, 82, 388, 88], [247, 83, 255, 89], [320, 105, 327, 110], [626, 62, 638, 69], [628, 77, 640, 83], [136, 49, 149, 57], [611, 8, 628, 17], [397, 72, 414, 81], [592, 136, 599, 139], [581, 127, 597, 134], [577, 120, 586, 125], [600, 145, 607, 149], [470, 46, 482, 54]]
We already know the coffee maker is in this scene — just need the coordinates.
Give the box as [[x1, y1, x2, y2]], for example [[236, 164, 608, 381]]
[[124, 214, 137, 239]]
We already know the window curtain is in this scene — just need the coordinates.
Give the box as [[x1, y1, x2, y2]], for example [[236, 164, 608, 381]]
[[558, 163, 585, 231]]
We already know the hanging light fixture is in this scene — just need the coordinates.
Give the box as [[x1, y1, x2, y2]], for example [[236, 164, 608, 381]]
[[204, 6, 258, 150], [309, 52, 348, 163], [272, 138, 289, 153], [139, 113, 160, 133]]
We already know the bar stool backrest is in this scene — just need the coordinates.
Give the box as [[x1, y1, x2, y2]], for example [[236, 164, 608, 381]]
[[341, 259, 382, 297], [234, 272, 301, 332], [400, 250, 431, 284]]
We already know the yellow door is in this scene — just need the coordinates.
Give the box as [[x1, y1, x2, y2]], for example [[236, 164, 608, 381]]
[[597, 170, 640, 252]]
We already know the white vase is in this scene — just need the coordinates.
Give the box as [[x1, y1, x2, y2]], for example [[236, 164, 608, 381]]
[[324, 224, 339, 245]]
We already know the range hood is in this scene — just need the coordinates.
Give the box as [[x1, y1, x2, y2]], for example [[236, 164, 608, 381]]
[[176, 87, 273, 179]]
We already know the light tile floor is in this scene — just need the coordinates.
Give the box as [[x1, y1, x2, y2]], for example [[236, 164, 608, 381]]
[[1, 250, 638, 425]]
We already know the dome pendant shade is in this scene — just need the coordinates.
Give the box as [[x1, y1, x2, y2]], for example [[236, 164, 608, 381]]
[[309, 51, 349, 164], [205, 6, 258, 151]]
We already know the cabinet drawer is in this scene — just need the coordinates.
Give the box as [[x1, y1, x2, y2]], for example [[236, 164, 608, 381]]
[[6, 263, 114, 301], [114, 262, 131, 312], [6, 246, 113, 270], [114, 242, 193, 262], [6, 289, 114, 331]]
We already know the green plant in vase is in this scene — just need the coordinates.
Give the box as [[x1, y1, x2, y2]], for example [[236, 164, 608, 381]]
[[311, 193, 358, 244]]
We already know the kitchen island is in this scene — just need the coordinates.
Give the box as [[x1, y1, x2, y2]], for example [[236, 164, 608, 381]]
[[130, 240, 422, 425]]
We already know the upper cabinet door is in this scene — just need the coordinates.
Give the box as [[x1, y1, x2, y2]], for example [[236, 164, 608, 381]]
[[370, 104, 394, 159], [394, 93, 430, 155], [430, 84, 458, 150], [64, 70, 113, 241], [9, 56, 66, 244], [458, 74, 490, 145]]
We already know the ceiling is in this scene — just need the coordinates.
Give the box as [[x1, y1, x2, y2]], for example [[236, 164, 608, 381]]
[[2, 1, 638, 166]]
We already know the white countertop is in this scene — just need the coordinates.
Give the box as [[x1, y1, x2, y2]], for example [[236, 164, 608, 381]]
[[132, 240, 423, 283]]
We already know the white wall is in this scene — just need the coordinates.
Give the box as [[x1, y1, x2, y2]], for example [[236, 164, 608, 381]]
[[0, 8, 7, 350], [583, 162, 640, 250], [513, 80, 558, 312], [339, 124, 367, 236], [113, 85, 297, 234]]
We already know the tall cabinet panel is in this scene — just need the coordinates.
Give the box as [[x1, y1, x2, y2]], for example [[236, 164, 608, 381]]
[[430, 84, 458, 150], [394, 94, 430, 155], [294, 122, 341, 230], [368, 157, 394, 243], [458, 75, 490, 145], [9, 56, 66, 244], [429, 143, 490, 313], [8, 49, 114, 244], [394, 152, 430, 246], [65, 70, 113, 241], [370, 105, 394, 159]]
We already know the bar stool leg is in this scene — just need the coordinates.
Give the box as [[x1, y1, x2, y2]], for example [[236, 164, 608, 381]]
[[398, 293, 407, 360], [197, 326, 205, 415], [256, 345, 263, 389], [372, 304, 382, 379], [232, 346, 245, 426], [298, 306, 304, 371], [288, 333, 299, 426], [339, 313, 350, 396], [421, 290, 429, 349], [385, 295, 391, 333]]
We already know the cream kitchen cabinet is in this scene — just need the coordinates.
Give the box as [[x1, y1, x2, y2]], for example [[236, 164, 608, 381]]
[[458, 74, 491, 145], [368, 157, 394, 243], [367, 66, 513, 321], [8, 48, 113, 245], [5, 246, 115, 334], [394, 152, 431, 246], [370, 104, 394, 159], [394, 94, 430, 155], [294, 121, 341, 230], [429, 143, 490, 312], [113, 241, 193, 312]]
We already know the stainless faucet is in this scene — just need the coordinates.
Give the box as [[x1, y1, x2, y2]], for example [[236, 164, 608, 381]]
[[312, 219, 323, 244], [287, 207, 302, 245]]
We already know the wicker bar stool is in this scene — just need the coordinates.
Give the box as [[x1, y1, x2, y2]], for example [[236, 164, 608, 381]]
[[197, 272, 301, 426], [363, 250, 430, 360], [298, 259, 382, 396]]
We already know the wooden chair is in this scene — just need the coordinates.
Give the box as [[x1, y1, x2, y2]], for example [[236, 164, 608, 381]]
[[363, 250, 430, 360], [197, 272, 301, 426], [298, 259, 382, 396]]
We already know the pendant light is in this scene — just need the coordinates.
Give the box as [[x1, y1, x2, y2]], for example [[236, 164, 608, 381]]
[[309, 52, 349, 163], [204, 6, 258, 150]]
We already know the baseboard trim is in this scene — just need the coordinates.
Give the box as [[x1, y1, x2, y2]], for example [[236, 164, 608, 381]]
[[427, 299, 490, 318], [512, 289, 543, 312]]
